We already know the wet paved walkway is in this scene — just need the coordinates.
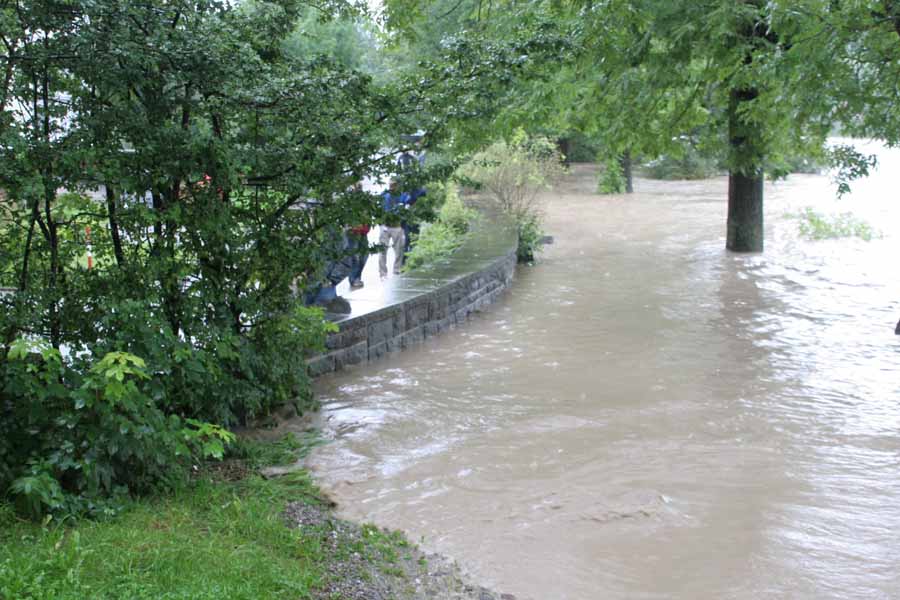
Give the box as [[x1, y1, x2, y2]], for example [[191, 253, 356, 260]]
[[329, 211, 517, 324]]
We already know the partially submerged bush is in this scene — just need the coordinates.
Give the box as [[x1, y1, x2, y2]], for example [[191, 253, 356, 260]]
[[597, 156, 627, 193], [644, 150, 721, 180], [458, 132, 564, 261], [792, 208, 878, 241]]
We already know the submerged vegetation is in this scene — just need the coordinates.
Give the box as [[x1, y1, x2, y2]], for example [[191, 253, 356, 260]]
[[458, 133, 565, 261], [793, 208, 878, 241]]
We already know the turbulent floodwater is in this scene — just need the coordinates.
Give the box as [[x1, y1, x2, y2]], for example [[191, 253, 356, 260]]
[[306, 140, 900, 600]]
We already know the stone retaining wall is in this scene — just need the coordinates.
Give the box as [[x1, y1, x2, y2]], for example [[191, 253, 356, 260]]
[[307, 211, 517, 376]]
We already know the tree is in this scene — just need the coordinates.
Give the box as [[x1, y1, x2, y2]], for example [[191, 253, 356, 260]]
[[0, 0, 570, 514], [391, 0, 853, 251]]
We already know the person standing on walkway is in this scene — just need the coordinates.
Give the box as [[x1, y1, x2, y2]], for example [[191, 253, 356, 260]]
[[396, 137, 427, 257], [379, 180, 409, 278], [348, 222, 370, 288]]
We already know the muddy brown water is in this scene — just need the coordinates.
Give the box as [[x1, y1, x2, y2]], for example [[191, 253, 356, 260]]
[[306, 141, 900, 599]]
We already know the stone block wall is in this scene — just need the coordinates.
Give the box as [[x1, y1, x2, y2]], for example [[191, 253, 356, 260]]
[[307, 217, 517, 377]]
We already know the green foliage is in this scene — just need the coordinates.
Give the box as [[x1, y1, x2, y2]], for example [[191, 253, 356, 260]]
[[828, 144, 878, 198], [0, 474, 324, 599], [435, 184, 477, 235], [562, 133, 602, 163], [458, 132, 562, 261], [781, 154, 825, 176], [1, 342, 246, 518], [597, 156, 627, 193], [404, 223, 465, 271], [403, 183, 477, 271], [2, 0, 545, 517], [516, 213, 545, 263], [643, 149, 722, 181], [282, 9, 378, 72], [793, 208, 878, 241]]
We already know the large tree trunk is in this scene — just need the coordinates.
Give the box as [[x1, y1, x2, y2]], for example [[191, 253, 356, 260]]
[[895, 317, 899, 335], [727, 170, 764, 252], [726, 1, 768, 252], [726, 82, 764, 251]]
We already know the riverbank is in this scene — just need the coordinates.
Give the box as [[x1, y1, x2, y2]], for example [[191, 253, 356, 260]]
[[0, 436, 511, 599], [1, 202, 521, 599]]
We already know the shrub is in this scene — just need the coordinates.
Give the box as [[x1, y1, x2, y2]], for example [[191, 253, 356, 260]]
[[644, 148, 721, 180], [0, 302, 331, 519], [1, 341, 228, 518], [792, 208, 878, 241], [597, 156, 627, 193], [404, 183, 477, 271], [516, 213, 545, 263], [457, 131, 564, 261]]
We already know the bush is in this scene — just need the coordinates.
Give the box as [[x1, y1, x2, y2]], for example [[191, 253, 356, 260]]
[[597, 156, 627, 194], [516, 214, 545, 262], [0, 301, 331, 518], [1, 340, 236, 518], [404, 183, 477, 271], [457, 131, 564, 262], [644, 148, 721, 180], [792, 208, 878, 241]]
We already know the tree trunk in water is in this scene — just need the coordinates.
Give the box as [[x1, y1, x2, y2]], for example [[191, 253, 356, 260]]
[[727, 170, 764, 252], [619, 151, 633, 194], [558, 138, 571, 166], [727, 83, 764, 252], [726, 1, 769, 253]]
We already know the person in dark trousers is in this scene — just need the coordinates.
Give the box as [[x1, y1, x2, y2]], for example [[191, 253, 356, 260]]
[[304, 225, 353, 313], [396, 137, 427, 256], [348, 222, 370, 288]]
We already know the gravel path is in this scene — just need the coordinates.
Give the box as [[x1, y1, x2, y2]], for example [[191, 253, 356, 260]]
[[282, 501, 517, 600]]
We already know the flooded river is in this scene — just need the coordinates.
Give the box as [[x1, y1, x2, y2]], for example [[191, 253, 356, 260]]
[[307, 140, 900, 599]]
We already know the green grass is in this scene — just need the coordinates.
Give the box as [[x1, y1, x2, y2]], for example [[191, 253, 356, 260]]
[[1, 473, 325, 600], [793, 207, 879, 241], [0, 436, 402, 600]]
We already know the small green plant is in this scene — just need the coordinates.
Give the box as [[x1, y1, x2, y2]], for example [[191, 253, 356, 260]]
[[403, 183, 477, 271], [516, 214, 545, 263], [597, 156, 627, 193], [793, 208, 878, 240]]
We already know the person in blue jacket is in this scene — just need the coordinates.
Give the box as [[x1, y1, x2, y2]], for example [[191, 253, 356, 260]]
[[379, 180, 410, 277]]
